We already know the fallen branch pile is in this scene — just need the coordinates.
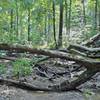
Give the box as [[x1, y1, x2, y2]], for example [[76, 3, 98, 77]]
[[0, 34, 100, 92]]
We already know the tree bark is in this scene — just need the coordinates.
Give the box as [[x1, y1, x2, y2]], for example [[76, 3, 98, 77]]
[[58, 0, 64, 48], [65, 0, 68, 35], [52, 0, 57, 48], [68, 0, 72, 35], [10, 9, 13, 32], [94, 0, 98, 29], [16, 0, 19, 36], [82, 0, 86, 26], [28, 8, 31, 41]]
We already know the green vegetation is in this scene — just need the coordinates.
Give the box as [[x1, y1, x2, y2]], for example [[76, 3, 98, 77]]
[[12, 58, 32, 77], [0, 0, 99, 94], [0, 64, 6, 74], [0, 0, 99, 48]]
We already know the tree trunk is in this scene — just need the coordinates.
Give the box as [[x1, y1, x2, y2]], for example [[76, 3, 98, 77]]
[[94, 0, 98, 29], [68, 0, 72, 35], [82, 0, 86, 26], [58, 0, 64, 48], [16, 0, 19, 36], [28, 8, 31, 41], [65, 0, 68, 35], [99, 8, 100, 31], [52, 0, 57, 48], [10, 9, 13, 32]]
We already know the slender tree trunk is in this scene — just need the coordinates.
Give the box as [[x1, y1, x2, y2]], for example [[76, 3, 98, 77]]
[[82, 0, 86, 26], [44, 15, 47, 35], [94, 0, 98, 30], [28, 8, 31, 41], [68, 0, 72, 35], [10, 9, 13, 32], [99, 8, 100, 31], [65, 0, 68, 35], [52, 0, 57, 48], [58, 0, 64, 48], [16, 0, 19, 36]]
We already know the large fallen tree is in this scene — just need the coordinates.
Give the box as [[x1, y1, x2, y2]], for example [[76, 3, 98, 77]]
[[0, 43, 100, 91], [82, 33, 100, 47]]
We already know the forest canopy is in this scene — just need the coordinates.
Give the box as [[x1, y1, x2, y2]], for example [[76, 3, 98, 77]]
[[0, 0, 100, 48]]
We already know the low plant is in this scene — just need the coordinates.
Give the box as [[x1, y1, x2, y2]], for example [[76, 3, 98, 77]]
[[12, 58, 32, 77], [0, 64, 6, 74]]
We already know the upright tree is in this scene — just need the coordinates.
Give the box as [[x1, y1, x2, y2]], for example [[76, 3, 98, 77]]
[[28, 7, 31, 41], [82, 0, 86, 26], [10, 9, 13, 32], [58, 0, 64, 48], [52, 0, 57, 47], [16, 0, 19, 36], [94, 0, 98, 29], [65, 0, 68, 35], [68, 0, 72, 35]]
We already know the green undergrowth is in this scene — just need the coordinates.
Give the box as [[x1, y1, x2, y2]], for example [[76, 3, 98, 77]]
[[0, 64, 6, 74], [12, 58, 32, 77]]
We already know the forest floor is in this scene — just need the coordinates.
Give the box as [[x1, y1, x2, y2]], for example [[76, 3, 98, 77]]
[[0, 54, 100, 100]]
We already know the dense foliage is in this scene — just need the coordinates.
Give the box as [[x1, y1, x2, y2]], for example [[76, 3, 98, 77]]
[[0, 0, 100, 48]]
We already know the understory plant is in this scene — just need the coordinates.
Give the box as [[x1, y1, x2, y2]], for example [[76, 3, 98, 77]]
[[0, 64, 6, 74], [12, 58, 32, 77]]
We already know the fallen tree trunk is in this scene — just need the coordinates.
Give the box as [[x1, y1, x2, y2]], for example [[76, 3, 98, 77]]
[[0, 78, 52, 92], [0, 56, 16, 61], [68, 44, 100, 58], [82, 33, 100, 47], [68, 44, 100, 54], [0, 43, 100, 69]]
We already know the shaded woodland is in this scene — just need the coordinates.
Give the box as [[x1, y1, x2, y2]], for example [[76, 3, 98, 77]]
[[0, 0, 100, 100]]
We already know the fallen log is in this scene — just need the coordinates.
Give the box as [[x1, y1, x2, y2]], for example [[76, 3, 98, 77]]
[[68, 44, 100, 54], [0, 43, 100, 69], [82, 33, 100, 47], [0, 78, 52, 92], [0, 56, 16, 61]]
